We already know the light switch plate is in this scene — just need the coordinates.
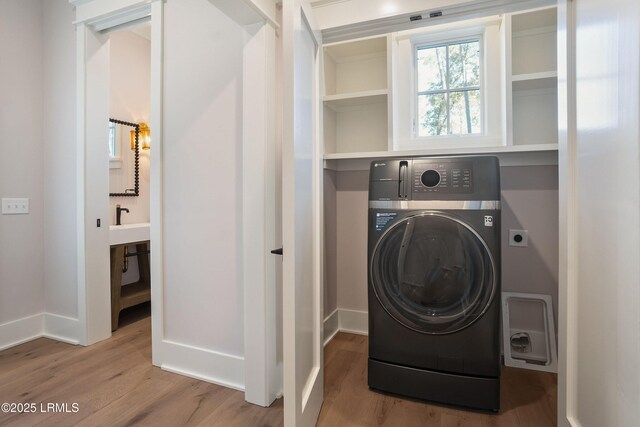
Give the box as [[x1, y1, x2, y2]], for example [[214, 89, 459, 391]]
[[2, 198, 29, 214]]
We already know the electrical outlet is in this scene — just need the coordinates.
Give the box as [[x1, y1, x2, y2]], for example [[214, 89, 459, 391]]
[[2, 198, 29, 215], [509, 229, 528, 247]]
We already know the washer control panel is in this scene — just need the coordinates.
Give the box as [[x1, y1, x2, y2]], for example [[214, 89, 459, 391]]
[[413, 160, 474, 194]]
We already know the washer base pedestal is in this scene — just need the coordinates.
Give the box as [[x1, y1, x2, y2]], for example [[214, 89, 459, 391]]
[[368, 358, 500, 411]]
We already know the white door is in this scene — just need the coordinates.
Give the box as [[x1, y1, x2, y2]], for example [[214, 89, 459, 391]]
[[559, 0, 640, 425], [281, 0, 324, 426], [80, 25, 112, 345]]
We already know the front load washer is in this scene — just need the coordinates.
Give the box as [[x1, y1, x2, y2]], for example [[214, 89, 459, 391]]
[[367, 156, 501, 411]]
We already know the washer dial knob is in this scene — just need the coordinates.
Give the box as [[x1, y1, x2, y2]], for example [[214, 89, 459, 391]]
[[421, 169, 441, 187]]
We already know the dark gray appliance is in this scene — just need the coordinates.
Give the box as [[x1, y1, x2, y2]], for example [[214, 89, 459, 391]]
[[368, 156, 501, 411]]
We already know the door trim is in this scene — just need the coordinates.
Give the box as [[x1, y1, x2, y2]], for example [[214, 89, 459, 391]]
[[72, 0, 164, 350]]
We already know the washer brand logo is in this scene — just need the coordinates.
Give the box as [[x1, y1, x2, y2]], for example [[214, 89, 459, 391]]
[[374, 163, 386, 167], [375, 212, 397, 233], [484, 216, 494, 227]]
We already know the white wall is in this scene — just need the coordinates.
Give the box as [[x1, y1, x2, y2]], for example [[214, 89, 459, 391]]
[[311, 0, 555, 31], [163, 0, 245, 356], [42, 0, 78, 322], [0, 0, 45, 337], [109, 30, 151, 225], [311, 0, 474, 29]]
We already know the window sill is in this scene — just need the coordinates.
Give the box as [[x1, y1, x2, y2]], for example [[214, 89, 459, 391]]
[[109, 159, 122, 169]]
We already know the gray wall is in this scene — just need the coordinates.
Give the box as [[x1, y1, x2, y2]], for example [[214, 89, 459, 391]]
[[501, 165, 559, 332], [43, 0, 78, 320], [335, 171, 369, 312], [0, 0, 79, 335], [324, 170, 338, 316], [324, 165, 560, 331], [0, 0, 45, 325]]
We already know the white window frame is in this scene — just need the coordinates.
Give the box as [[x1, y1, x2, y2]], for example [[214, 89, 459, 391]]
[[392, 17, 503, 151], [413, 36, 484, 139], [109, 121, 122, 169]]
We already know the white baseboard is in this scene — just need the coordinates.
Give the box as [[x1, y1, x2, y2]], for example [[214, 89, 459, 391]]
[[160, 340, 245, 391], [323, 308, 368, 345], [43, 313, 80, 345], [338, 309, 368, 335], [0, 314, 44, 351], [323, 309, 339, 346], [0, 312, 81, 352]]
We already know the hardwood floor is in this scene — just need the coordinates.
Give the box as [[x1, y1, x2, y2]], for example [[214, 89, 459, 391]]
[[0, 305, 283, 427], [0, 309, 556, 427], [318, 333, 557, 427]]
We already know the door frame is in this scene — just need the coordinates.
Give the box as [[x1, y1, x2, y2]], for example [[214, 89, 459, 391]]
[[72, 0, 161, 347], [557, 0, 577, 425], [72, 0, 281, 405]]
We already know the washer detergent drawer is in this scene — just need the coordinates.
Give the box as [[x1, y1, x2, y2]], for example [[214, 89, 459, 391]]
[[369, 181, 402, 201]]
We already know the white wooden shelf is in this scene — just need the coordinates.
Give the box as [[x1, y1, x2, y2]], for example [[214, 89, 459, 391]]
[[323, 35, 391, 156], [325, 144, 557, 160], [513, 79, 557, 91], [507, 6, 558, 147], [323, 89, 387, 110], [512, 71, 557, 91], [512, 70, 557, 81], [323, 144, 559, 170]]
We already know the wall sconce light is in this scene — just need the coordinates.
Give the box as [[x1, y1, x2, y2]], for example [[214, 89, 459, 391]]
[[130, 122, 151, 151]]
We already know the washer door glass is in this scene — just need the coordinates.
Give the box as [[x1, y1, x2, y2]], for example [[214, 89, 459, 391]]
[[371, 212, 495, 334]]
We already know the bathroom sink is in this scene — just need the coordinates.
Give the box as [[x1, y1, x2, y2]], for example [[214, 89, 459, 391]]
[[109, 222, 150, 246]]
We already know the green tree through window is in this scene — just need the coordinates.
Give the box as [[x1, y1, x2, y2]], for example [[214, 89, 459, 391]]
[[417, 40, 481, 137]]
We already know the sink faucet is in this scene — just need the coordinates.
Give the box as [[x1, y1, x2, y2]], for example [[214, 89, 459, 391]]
[[116, 205, 129, 226]]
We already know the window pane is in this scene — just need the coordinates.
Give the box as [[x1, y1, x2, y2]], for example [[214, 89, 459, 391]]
[[109, 122, 116, 158], [449, 41, 480, 89], [417, 45, 447, 92], [418, 93, 448, 136], [449, 90, 481, 134]]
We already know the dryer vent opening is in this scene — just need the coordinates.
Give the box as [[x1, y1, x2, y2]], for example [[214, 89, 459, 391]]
[[502, 292, 558, 373]]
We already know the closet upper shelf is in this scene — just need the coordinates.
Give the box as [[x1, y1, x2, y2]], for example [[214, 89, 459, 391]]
[[323, 89, 387, 110], [324, 144, 558, 160], [323, 35, 388, 97], [512, 71, 558, 91], [323, 144, 559, 169]]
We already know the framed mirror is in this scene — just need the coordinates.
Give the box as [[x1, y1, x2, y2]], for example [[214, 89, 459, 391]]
[[109, 118, 139, 197]]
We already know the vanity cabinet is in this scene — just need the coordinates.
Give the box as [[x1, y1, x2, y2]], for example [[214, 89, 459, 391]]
[[110, 241, 151, 331]]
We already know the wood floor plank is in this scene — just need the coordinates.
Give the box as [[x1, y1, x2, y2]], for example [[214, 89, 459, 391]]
[[0, 307, 281, 427], [317, 332, 557, 427], [0, 313, 556, 427], [195, 391, 284, 427]]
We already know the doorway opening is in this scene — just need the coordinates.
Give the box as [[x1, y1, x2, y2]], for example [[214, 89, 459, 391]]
[[106, 20, 152, 335]]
